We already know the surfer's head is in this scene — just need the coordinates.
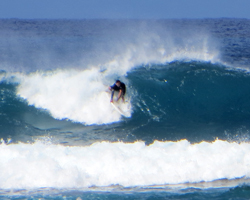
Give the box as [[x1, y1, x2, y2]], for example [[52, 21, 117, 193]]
[[115, 80, 121, 86]]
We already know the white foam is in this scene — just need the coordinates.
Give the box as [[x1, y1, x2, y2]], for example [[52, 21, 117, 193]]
[[16, 69, 132, 125], [0, 139, 250, 189]]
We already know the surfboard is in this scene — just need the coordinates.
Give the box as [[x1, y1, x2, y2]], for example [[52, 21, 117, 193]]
[[110, 102, 127, 117], [105, 91, 130, 117]]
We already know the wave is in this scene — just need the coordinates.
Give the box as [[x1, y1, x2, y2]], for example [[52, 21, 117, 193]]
[[0, 61, 250, 145], [14, 61, 222, 126], [17, 61, 250, 128], [0, 139, 249, 189], [0, 19, 222, 126]]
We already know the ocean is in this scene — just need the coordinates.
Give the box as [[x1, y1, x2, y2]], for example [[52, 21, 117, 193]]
[[0, 18, 250, 199]]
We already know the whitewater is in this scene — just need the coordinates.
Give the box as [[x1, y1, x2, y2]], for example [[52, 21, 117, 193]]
[[1, 139, 250, 189], [0, 19, 250, 199]]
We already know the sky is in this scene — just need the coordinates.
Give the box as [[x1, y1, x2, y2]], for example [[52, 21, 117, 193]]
[[0, 0, 250, 19]]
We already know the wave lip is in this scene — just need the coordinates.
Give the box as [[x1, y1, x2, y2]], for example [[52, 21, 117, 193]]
[[0, 139, 249, 189]]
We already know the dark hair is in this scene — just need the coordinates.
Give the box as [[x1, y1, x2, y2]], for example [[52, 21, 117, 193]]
[[116, 80, 121, 83]]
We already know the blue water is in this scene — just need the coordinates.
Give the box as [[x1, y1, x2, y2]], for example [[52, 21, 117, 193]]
[[1, 18, 250, 199]]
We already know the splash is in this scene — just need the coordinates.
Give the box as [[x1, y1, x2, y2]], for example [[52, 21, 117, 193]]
[[16, 69, 132, 125]]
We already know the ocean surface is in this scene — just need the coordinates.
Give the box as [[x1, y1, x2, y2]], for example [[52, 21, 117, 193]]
[[0, 18, 250, 199]]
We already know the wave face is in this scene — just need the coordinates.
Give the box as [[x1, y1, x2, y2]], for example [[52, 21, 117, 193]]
[[0, 18, 250, 199]]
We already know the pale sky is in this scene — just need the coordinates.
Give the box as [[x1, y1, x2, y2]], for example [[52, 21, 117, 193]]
[[0, 0, 249, 19]]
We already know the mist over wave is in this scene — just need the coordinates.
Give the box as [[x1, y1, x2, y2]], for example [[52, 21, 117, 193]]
[[0, 19, 220, 73]]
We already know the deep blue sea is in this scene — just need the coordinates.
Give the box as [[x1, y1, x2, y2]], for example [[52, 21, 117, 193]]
[[1, 18, 250, 199]]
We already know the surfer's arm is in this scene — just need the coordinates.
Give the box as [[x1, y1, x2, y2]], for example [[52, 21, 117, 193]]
[[116, 89, 122, 101]]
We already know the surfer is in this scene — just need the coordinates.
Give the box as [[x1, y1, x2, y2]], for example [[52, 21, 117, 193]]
[[109, 80, 126, 102]]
